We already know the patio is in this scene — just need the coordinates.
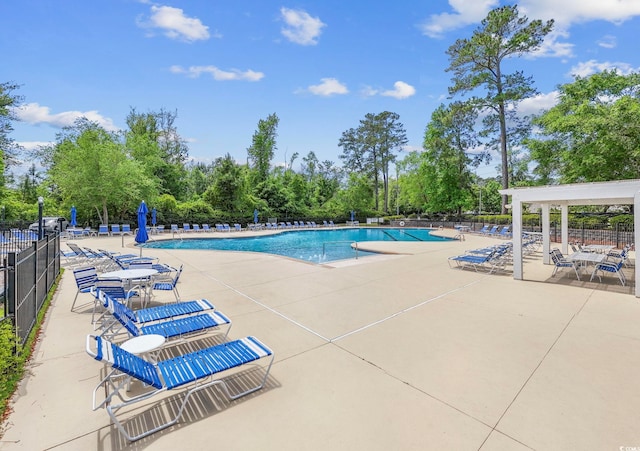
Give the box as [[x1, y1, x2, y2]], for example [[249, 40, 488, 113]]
[[1, 231, 639, 450]]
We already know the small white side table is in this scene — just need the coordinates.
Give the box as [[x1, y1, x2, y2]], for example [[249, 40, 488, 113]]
[[121, 334, 166, 363]]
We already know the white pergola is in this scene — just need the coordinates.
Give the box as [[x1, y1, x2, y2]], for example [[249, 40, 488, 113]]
[[500, 179, 640, 297]]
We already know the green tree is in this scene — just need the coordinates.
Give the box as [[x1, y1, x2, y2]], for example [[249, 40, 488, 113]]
[[422, 103, 478, 215], [338, 111, 407, 212], [47, 118, 157, 225], [17, 164, 41, 204], [247, 113, 279, 185], [203, 154, 245, 212], [527, 70, 640, 183], [446, 5, 553, 212], [125, 108, 189, 199], [0, 82, 23, 198]]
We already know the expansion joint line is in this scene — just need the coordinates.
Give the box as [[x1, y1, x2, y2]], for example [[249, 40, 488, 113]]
[[478, 290, 596, 449], [330, 277, 485, 343], [203, 274, 331, 342]]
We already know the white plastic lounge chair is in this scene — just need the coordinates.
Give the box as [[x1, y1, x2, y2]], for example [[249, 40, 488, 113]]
[[86, 333, 273, 442]]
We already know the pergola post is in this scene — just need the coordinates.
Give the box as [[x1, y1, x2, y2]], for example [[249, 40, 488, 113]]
[[635, 192, 640, 297], [512, 199, 523, 280], [561, 204, 569, 255], [542, 203, 551, 265]]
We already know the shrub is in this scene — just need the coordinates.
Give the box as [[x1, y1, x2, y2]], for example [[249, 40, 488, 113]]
[[0, 319, 22, 418]]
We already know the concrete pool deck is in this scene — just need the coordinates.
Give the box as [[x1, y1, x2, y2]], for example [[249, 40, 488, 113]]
[[1, 229, 639, 450]]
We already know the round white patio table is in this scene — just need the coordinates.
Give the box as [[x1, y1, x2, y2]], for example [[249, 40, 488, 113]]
[[100, 268, 158, 280], [99, 268, 158, 306]]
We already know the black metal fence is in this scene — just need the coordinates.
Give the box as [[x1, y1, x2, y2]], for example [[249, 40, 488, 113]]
[[390, 219, 634, 248], [3, 233, 61, 345]]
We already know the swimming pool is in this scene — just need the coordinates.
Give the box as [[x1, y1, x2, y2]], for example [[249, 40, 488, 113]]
[[143, 227, 450, 264]]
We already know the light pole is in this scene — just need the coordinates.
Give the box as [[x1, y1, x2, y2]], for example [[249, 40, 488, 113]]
[[38, 197, 44, 240]]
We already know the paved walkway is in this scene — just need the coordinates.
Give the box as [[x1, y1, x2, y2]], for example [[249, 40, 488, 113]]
[[1, 230, 639, 450]]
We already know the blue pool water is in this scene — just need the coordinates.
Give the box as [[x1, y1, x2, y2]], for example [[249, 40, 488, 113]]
[[143, 228, 449, 264]]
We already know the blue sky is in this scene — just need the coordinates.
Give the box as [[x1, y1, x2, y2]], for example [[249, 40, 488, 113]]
[[3, 0, 640, 179]]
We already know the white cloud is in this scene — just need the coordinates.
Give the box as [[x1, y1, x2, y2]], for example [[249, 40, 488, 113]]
[[380, 81, 416, 99], [14, 103, 119, 131], [516, 91, 560, 116], [530, 30, 574, 58], [138, 5, 210, 42], [17, 141, 53, 151], [597, 34, 617, 49], [520, 0, 640, 28], [170, 65, 264, 81], [568, 59, 639, 78], [360, 86, 379, 97], [419, 0, 499, 38], [280, 8, 326, 45], [305, 78, 348, 96]]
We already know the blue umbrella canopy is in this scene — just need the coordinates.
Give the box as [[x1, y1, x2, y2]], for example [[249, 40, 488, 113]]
[[253, 209, 259, 224], [70, 206, 77, 227], [151, 208, 157, 226], [135, 201, 149, 245]]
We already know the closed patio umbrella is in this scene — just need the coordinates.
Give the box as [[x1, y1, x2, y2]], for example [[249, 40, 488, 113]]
[[135, 201, 149, 256], [254, 209, 259, 224], [151, 208, 157, 226], [70, 206, 77, 227]]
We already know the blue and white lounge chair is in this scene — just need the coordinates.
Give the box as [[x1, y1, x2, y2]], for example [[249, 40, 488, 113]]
[[110, 224, 122, 236], [202, 224, 211, 232], [70, 266, 99, 312], [183, 223, 192, 232], [98, 290, 232, 342], [86, 333, 274, 442], [152, 264, 183, 301], [448, 245, 510, 274], [550, 249, 580, 280], [121, 224, 132, 235], [97, 225, 110, 236], [97, 290, 217, 324], [590, 258, 626, 286]]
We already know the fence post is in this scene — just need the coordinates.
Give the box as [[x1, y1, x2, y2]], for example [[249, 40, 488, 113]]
[[615, 223, 620, 249], [581, 220, 585, 244]]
